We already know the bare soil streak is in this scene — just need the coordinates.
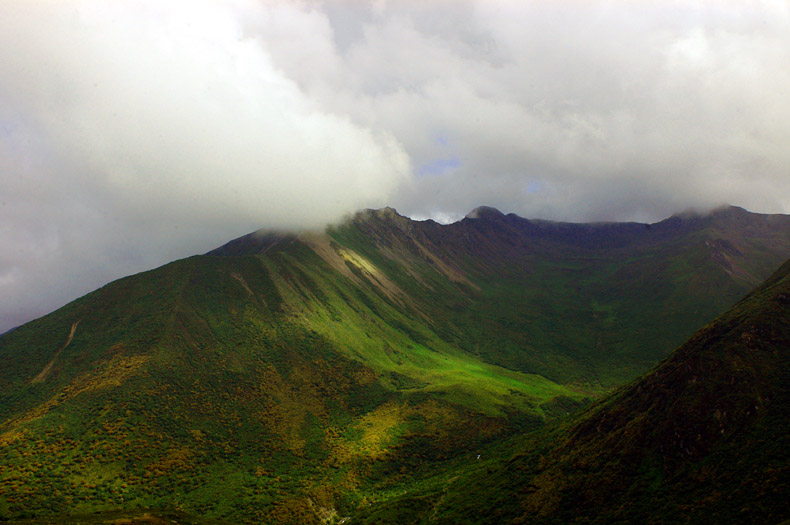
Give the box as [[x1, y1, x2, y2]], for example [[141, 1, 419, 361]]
[[31, 320, 79, 384], [231, 272, 256, 298]]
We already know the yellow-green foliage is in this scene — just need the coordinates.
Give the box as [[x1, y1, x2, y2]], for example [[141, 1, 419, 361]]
[[1, 355, 149, 432]]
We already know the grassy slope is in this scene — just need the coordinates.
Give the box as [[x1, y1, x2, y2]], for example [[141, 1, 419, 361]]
[[1, 206, 790, 522], [0, 244, 573, 522], [357, 258, 790, 524], [328, 206, 790, 388]]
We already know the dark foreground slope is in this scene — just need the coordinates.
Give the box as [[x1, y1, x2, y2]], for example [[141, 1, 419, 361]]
[[0, 206, 789, 523], [363, 258, 790, 524]]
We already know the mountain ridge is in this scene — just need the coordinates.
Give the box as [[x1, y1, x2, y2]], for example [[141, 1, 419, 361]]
[[1, 205, 790, 522], [209, 204, 777, 257]]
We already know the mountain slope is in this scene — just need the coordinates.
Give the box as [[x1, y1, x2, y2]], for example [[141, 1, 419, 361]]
[[367, 257, 790, 523], [213, 205, 790, 388], [1, 205, 790, 522], [0, 232, 567, 523]]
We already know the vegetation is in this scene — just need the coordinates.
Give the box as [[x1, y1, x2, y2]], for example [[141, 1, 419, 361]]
[[358, 257, 790, 524], [1, 205, 789, 523]]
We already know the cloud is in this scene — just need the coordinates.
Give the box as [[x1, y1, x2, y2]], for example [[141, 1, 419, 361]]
[[2, 1, 409, 229], [257, 1, 790, 222], [2, 0, 790, 331]]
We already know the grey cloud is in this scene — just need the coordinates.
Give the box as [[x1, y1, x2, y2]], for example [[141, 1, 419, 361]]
[[259, 1, 790, 221]]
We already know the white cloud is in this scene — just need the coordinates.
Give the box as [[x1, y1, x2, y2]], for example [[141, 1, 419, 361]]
[[255, 1, 790, 222], [3, 1, 409, 229]]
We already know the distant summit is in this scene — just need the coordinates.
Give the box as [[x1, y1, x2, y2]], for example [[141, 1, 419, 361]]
[[464, 205, 505, 220], [670, 204, 750, 220], [355, 206, 404, 220]]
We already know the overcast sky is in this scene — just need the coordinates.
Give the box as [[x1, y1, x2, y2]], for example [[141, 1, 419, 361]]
[[2, 0, 790, 332]]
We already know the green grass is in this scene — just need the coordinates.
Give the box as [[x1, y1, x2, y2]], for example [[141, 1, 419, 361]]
[[2, 207, 790, 523], [357, 258, 790, 524]]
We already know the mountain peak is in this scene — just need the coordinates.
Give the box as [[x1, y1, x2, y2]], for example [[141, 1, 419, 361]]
[[206, 230, 296, 256], [354, 206, 406, 221], [465, 206, 505, 220], [670, 204, 747, 220], [350, 207, 415, 231], [372, 206, 402, 219]]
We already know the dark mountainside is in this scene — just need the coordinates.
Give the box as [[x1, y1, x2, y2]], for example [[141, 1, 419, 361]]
[[0, 205, 789, 523]]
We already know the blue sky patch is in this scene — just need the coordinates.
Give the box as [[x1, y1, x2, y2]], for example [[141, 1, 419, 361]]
[[417, 157, 461, 177]]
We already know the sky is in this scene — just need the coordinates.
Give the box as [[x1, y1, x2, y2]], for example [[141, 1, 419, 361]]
[[2, 0, 790, 332]]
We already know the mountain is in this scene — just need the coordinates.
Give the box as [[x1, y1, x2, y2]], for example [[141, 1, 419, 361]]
[[213, 205, 790, 388], [364, 254, 790, 524], [1, 205, 789, 522]]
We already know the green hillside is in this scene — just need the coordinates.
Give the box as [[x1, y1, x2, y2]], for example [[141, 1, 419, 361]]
[[324, 205, 790, 387], [359, 257, 790, 524], [1, 205, 789, 523]]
